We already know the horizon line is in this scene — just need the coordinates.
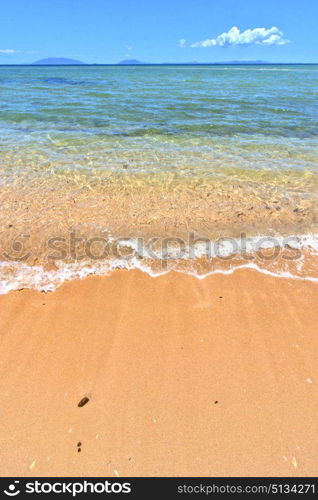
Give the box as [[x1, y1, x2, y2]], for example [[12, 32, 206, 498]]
[[0, 62, 317, 66]]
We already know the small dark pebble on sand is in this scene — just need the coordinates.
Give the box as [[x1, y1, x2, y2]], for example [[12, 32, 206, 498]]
[[77, 442, 82, 447], [78, 397, 89, 407], [219, 296, 223, 299], [214, 401, 219, 404], [78, 448, 81, 453]]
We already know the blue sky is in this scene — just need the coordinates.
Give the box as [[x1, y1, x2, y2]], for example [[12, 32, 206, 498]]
[[0, 0, 317, 64]]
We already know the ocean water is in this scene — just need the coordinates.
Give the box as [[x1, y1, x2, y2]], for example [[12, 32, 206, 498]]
[[0, 64, 317, 291]]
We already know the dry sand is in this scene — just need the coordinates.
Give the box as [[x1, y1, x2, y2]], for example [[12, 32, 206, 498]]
[[0, 268, 317, 477]]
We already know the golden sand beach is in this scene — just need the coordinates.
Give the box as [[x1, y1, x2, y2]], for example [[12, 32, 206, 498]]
[[0, 268, 317, 477]]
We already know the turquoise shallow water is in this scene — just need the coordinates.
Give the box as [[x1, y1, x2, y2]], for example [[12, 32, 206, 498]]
[[0, 64, 318, 173], [0, 65, 317, 291], [1, 64, 318, 137]]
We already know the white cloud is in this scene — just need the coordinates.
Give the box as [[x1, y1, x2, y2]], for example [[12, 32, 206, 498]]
[[126, 45, 133, 51], [0, 48, 20, 54], [178, 38, 186, 48], [191, 27, 290, 48]]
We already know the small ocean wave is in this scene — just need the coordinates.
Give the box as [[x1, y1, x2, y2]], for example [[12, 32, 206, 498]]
[[1, 233, 317, 294]]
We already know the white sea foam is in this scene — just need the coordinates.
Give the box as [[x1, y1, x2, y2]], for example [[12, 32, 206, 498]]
[[0, 233, 317, 294]]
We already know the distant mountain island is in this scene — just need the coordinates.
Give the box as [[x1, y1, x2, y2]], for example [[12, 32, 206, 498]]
[[27, 58, 307, 66], [118, 59, 145, 65], [224, 60, 277, 64], [117, 59, 272, 65], [215, 60, 270, 65], [32, 57, 85, 65]]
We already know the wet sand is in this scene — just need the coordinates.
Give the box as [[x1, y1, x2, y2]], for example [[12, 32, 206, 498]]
[[0, 268, 317, 477], [1, 173, 316, 269]]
